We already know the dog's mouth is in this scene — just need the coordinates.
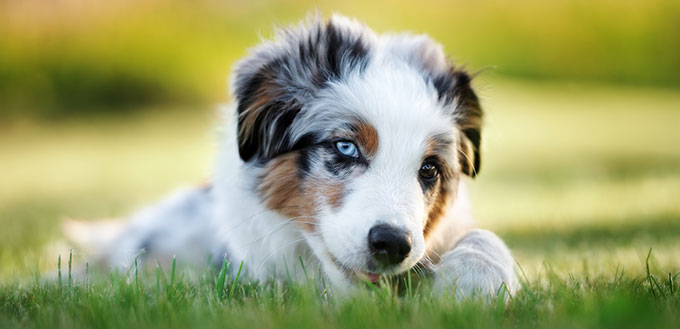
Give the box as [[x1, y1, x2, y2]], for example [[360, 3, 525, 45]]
[[327, 253, 414, 285], [344, 260, 434, 285], [326, 253, 383, 284], [353, 259, 436, 285], [318, 235, 428, 286], [352, 269, 382, 284]]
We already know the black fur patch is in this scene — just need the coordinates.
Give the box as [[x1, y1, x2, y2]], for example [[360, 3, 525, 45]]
[[324, 151, 358, 177], [293, 133, 323, 177], [432, 69, 483, 177], [322, 22, 369, 81], [234, 19, 370, 163]]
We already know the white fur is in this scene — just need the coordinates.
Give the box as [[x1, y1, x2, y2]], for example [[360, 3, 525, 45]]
[[71, 14, 518, 299]]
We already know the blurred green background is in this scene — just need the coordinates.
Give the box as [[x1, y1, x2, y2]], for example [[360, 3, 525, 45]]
[[0, 0, 679, 280], [2, 0, 679, 118]]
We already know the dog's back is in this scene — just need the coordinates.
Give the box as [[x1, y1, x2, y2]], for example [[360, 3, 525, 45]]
[[64, 185, 215, 268]]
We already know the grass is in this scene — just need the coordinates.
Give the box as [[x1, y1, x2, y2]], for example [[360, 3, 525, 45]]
[[1, 252, 679, 329], [1, 79, 679, 327]]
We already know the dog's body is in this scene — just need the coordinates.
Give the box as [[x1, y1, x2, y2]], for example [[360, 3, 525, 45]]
[[67, 15, 517, 298]]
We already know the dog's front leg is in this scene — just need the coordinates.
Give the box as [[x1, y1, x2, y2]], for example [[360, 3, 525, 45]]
[[432, 229, 518, 299]]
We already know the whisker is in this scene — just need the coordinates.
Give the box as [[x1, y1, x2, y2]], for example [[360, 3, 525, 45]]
[[456, 144, 477, 176]]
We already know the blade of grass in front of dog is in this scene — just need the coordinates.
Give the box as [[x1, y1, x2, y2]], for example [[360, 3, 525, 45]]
[[646, 248, 656, 297], [299, 256, 309, 282], [122, 251, 145, 281], [215, 258, 228, 300], [134, 257, 139, 290], [515, 260, 537, 302], [320, 277, 328, 300], [68, 249, 73, 289], [156, 263, 161, 298], [283, 257, 292, 282], [495, 281, 508, 300], [668, 272, 674, 295], [228, 261, 244, 300], [85, 262, 89, 290], [169, 256, 176, 288], [406, 269, 413, 299], [57, 254, 62, 292], [493, 282, 508, 316], [167, 256, 177, 299], [646, 248, 666, 298], [319, 272, 329, 300]]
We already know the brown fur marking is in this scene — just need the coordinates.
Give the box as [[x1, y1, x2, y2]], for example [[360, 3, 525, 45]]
[[422, 135, 457, 237], [424, 134, 456, 179], [424, 181, 453, 237], [259, 153, 347, 231], [238, 78, 282, 147], [322, 182, 345, 210], [259, 153, 316, 231], [354, 122, 379, 157]]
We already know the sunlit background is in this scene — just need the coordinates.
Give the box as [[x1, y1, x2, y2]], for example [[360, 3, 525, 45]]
[[1, 0, 679, 281]]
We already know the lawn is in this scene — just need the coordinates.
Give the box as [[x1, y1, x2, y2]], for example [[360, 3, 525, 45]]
[[1, 79, 679, 328]]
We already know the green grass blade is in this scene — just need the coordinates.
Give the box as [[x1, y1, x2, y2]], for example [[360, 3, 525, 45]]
[[645, 248, 666, 298], [228, 261, 244, 300], [215, 258, 228, 300], [156, 263, 161, 298], [68, 249, 72, 289], [134, 257, 139, 290], [170, 255, 177, 289], [57, 254, 62, 292], [299, 256, 309, 283]]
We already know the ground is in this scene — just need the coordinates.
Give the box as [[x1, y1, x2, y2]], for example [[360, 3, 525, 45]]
[[1, 79, 679, 328]]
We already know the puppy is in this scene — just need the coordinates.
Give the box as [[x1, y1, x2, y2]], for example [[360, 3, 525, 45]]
[[65, 14, 518, 298]]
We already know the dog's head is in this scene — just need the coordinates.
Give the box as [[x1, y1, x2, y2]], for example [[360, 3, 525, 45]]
[[232, 15, 482, 285]]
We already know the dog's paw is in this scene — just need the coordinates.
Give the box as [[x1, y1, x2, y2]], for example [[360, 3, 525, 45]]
[[432, 229, 518, 300]]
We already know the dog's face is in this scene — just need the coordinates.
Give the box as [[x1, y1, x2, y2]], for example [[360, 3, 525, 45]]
[[233, 15, 482, 285]]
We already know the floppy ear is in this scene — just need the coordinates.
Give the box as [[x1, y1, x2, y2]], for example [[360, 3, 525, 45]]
[[232, 15, 371, 163], [232, 59, 302, 163], [434, 70, 483, 177]]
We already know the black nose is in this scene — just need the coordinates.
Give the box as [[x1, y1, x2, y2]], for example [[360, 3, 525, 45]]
[[368, 224, 412, 267]]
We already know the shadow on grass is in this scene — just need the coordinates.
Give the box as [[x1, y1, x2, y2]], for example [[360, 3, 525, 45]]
[[501, 213, 680, 252]]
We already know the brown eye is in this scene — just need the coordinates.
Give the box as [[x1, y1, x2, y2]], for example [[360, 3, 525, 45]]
[[419, 162, 439, 180]]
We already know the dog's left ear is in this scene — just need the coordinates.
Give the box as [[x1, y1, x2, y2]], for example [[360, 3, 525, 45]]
[[434, 70, 483, 177], [454, 72, 482, 178]]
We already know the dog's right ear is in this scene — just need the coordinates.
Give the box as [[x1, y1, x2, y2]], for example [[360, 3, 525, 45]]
[[232, 15, 372, 163]]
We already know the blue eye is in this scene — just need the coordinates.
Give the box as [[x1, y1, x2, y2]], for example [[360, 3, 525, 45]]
[[335, 141, 359, 158]]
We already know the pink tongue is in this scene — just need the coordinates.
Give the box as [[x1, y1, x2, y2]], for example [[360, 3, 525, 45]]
[[368, 273, 381, 283]]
